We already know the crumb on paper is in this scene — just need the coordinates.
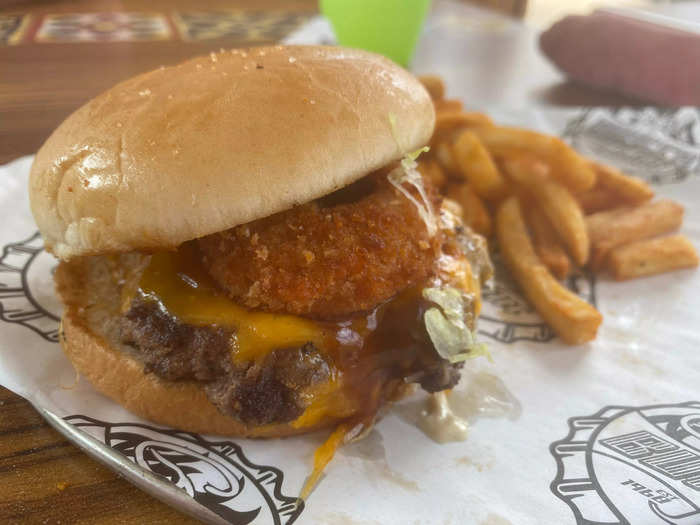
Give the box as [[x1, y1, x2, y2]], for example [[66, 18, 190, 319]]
[[59, 368, 80, 390], [456, 455, 493, 472]]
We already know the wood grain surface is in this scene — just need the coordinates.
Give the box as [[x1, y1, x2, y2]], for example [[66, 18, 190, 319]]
[[0, 386, 200, 524]]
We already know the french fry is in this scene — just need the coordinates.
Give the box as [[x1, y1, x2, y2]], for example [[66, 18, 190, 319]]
[[500, 154, 549, 187], [576, 187, 621, 214], [576, 164, 653, 214], [587, 200, 684, 270], [496, 154, 588, 265], [608, 235, 699, 280], [432, 111, 494, 145], [525, 204, 571, 279], [418, 74, 445, 100], [435, 111, 493, 134], [531, 179, 589, 266], [434, 99, 463, 113], [446, 183, 493, 237], [471, 126, 596, 193], [592, 162, 654, 205], [435, 141, 459, 175], [452, 130, 508, 201], [417, 159, 447, 189], [496, 197, 602, 344]]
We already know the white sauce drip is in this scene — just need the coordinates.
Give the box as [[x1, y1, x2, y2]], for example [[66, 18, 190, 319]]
[[418, 391, 470, 444], [413, 371, 522, 444]]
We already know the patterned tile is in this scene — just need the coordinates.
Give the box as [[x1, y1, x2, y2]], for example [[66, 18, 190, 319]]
[[35, 12, 172, 43], [0, 14, 31, 45], [173, 10, 314, 42]]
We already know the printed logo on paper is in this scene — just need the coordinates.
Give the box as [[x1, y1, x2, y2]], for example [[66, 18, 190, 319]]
[[0, 232, 60, 341], [478, 249, 597, 344], [0, 237, 303, 523], [563, 108, 700, 184], [65, 415, 303, 525], [550, 402, 700, 525]]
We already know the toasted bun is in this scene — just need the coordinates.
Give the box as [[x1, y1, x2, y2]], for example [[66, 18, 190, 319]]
[[55, 255, 334, 437], [30, 45, 435, 260]]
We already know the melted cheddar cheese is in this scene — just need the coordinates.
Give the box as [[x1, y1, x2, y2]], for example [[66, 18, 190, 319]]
[[127, 244, 380, 429], [135, 246, 331, 363]]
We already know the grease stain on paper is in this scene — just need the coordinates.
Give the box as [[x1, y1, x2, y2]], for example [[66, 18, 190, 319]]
[[321, 512, 383, 525], [479, 513, 513, 525], [340, 430, 419, 492], [456, 455, 493, 472]]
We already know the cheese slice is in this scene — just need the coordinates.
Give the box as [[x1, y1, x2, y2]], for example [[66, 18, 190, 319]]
[[136, 245, 330, 363]]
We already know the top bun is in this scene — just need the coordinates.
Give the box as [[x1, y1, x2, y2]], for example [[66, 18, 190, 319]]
[[29, 45, 435, 260]]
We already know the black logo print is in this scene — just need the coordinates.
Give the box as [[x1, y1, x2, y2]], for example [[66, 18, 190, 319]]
[[563, 107, 700, 185], [0, 234, 303, 523], [65, 415, 303, 525], [551, 402, 700, 525], [0, 231, 60, 342]]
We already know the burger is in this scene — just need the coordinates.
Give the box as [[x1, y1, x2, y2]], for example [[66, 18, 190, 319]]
[[29, 46, 491, 445]]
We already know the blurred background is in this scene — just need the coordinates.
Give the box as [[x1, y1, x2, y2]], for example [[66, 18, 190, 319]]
[[3, 0, 697, 165]]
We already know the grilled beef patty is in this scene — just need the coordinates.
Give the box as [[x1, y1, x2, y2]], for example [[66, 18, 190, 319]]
[[119, 295, 461, 425]]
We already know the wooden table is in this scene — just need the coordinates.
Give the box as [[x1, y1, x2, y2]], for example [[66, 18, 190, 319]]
[[0, 1, 644, 523]]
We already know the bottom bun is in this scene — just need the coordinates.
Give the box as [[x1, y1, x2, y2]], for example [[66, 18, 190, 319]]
[[56, 256, 333, 437]]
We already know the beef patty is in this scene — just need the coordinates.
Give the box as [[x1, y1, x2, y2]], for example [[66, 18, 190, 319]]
[[120, 297, 332, 424], [119, 294, 462, 426]]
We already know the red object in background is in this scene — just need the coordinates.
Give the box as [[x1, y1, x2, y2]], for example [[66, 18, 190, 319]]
[[540, 9, 700, 106]]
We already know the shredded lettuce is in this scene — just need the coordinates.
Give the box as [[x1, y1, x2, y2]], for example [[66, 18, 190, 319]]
[[388, 155, 437, 237], [423, 287, 490, 363], [389, 112, 399, 146], [406, 146, 430, 162], [386, 113, 436, 235], [388, 112, 430, 160]]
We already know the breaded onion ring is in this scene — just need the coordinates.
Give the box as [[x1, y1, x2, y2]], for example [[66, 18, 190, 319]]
[[198, 171, 442, 319]]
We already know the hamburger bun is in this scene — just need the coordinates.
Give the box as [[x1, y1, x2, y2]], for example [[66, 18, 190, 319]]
[[30, 45, 435, 260]]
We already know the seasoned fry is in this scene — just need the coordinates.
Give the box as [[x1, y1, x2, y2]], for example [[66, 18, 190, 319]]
[[418, 74, 445, 100], [576, 187, 621, 214], [500, 154, 549, 187], [418, 76, 698, 344], [435, 141, 459, 175], [576, 164, 653, 214], [435, 111, 493, 133], [471, 126, 596, 193], [496, 197, 602, 344], [531, 179, 589, 266], [500, 154, 588, 266], [592, 162, 654, 205], [434, 99, 463, 113], [446, 183, 492, 237], [525, 204, 571, 279], [452, 130, 508, 201], [587, 200, 684, 269], [608, 235, 699, 280], [432, 112, 494, 145], [417, 159, 447, 190]]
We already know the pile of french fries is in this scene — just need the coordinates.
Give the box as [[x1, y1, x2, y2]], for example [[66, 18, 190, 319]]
[[418, 75, 699, 345]]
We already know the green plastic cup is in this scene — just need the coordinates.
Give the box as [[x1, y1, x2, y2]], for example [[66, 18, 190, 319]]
[[320, 0, 431, 67]]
